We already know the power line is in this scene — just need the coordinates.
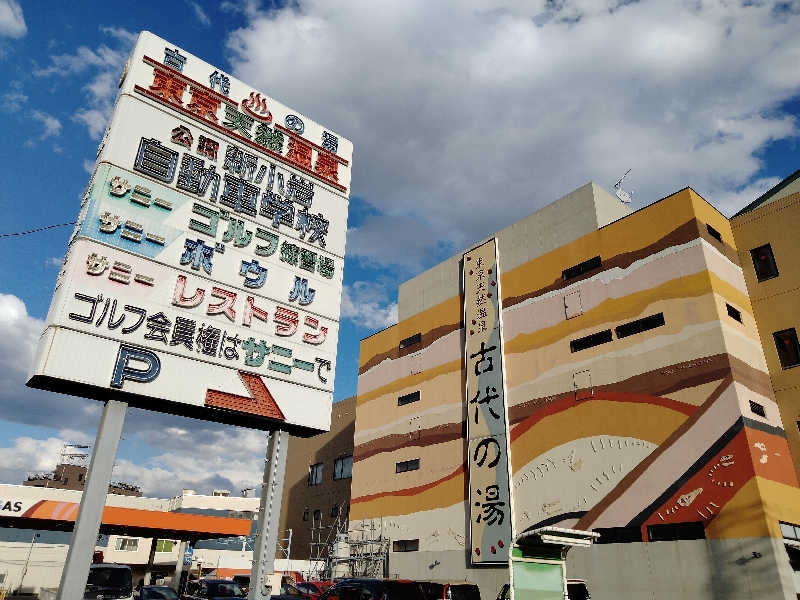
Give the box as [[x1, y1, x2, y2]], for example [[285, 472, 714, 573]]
[[0, 221, 77, 238]]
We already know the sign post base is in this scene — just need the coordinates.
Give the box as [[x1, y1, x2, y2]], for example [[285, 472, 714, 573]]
[[248, 430, 288, 600], [56, 399, 127, 600]]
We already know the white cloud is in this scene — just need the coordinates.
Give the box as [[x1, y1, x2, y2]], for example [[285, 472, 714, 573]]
[[341, 282, 398, 330], [0, 293, 102, 433], [226, 0, 800, 273], [83, 159, 96, 174], [0, 0, 25, 39], [44, 256, 63, 268], [35, 27, 135, 139], [187, 0, 212, 27], [0, 436, 65, 484], [29, 110, 62, 141], [2, 91, 27, 112]]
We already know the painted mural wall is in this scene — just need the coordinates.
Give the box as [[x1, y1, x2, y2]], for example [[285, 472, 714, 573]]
[[352, 188, 800, 561]]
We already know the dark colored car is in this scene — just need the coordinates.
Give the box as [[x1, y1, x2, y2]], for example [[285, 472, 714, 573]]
[[85, 563, 133, 600], [318, 578, 425, 600], [139, 586, 179, 600], [294, 581, 334, 599], [232, 575, 250, 595], [271, 582, 314, 599], [420, 581, 481, 600], [182, 579, 245, 599]]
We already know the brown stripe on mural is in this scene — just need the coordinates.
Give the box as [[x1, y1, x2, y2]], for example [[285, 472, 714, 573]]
[[354, 353, 768, 463], [359, 320, 462, 375], [728, 354, 774, 399], [503, 218, 737, 310], [354, 422, 464, 462], [508, 354, 731, 425], [575, 375, 733, 531]]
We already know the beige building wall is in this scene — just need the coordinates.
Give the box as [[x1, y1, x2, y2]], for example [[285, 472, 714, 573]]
[[732, 185, 800, 481]]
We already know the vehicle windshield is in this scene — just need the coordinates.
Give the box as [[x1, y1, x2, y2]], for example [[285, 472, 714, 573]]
[[207, 582, 244, 597], [448, 585, 480, 600], [141, 587, 178, 600], [384, 581, 424, 599], [86, 567, 132, 589], [567, 582, 590, 600]]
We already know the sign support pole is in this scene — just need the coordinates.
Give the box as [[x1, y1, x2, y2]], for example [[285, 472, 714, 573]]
[[56, 399, 127, 600], [249, 429, 288, 600]]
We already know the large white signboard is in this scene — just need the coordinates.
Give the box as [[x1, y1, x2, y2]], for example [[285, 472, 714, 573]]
[[28, 32, 352, 434], [463, 239, 514, 563]]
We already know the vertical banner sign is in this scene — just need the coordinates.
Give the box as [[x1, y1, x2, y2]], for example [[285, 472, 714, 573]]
[[28, 32, 352, 434], [463, 239, 514, 564]]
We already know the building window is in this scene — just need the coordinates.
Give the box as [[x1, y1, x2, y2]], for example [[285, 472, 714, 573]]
[[78, 473, 84, 482], [392, 539, 419, 552], [308, 462, 323, 486], [303, 509, 309, 521], [398, 391, 420, 407], [114, 537, 139, 551], [331, 505, 339, 518], [155, 540, 175, 552], [726, 304, 742, 323], [562, 256, 602, 281], [313, 509, 321, 522], [749, 401, 766, 418], [396, 458, 420, 473], [750, 244, 779, 282], [774, 328, 800, 369], [334, 455, 353, 480], [646, 522, 705, 542], [615, 313, 665, 339], [706, 224, 723, 243], [593, 526, 643, 544], [399, 333, 421, 350], [569, 329, 613, 353], [780, 522, 800, 543]]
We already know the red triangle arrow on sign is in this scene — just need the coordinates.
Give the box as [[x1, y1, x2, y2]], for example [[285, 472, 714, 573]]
[[205, 371, 286, 420]]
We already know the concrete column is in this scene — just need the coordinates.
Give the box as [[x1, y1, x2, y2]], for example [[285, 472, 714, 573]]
[[56, 399, 127, 600], [248, 430, 288, 600], [173, 540, 189, 592]]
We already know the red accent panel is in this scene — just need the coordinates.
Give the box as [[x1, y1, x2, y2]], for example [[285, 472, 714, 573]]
[[205, 372, 286, 420], [642, 429, 753, 527]]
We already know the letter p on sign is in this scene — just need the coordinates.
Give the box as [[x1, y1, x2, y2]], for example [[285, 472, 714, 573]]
[[111, 345, 161, 388]]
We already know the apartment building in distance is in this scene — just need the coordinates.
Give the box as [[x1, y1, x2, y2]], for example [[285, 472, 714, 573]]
[[731, 170, 800, 484], [353, 182, 800, 599], [278, 397, 355, 563]]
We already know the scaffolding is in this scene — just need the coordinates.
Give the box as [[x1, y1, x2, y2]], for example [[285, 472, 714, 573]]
[[307, 504, 389, 580]]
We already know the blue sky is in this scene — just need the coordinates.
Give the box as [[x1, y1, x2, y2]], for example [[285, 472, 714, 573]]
[[0, 0, 798, 497]]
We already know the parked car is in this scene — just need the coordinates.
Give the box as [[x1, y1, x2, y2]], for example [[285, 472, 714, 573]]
[[232, 575, 250, 595], [139, 586, 179, 600], [420, 580, 481, 600], [271, 581, 314, 599], [566, 579, 591, 600], [495, 579, 591, 600], [318, 578, 425, 600], [182, 579, 245, 599], [85, 563, 133, 600], [294, 581, 334, 599]]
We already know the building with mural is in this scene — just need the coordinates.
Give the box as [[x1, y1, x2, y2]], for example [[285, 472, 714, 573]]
[[353, 181, 800, 599], [731, 170, 800, 484]]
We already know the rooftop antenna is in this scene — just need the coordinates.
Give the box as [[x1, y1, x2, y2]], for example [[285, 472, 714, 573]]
[[60, 443, 90, 465], [614, 169, 633, 204]]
